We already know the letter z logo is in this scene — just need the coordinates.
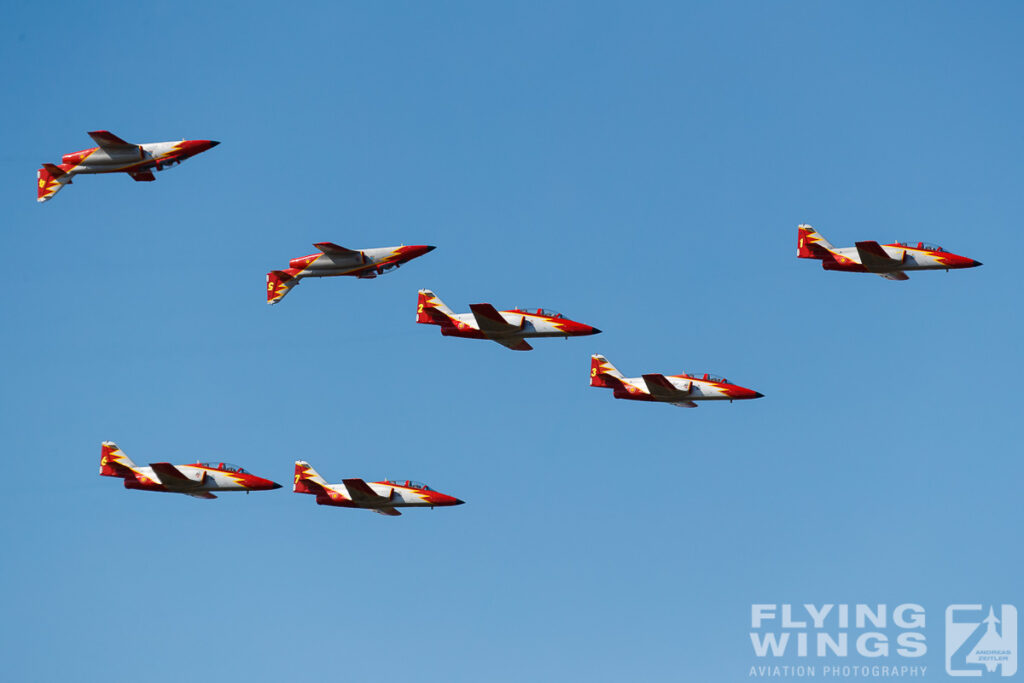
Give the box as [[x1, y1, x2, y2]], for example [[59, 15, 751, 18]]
[[946, 604, 1017, 677]]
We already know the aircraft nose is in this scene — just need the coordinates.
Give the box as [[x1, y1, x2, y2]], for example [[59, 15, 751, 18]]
[[270, 481, 283, 489], [208, 140, 220, 148], [589, 327, 602, 335], [970, 259, 982, 267], [453, 498, 465, 505], [752, 391, 765, 399]]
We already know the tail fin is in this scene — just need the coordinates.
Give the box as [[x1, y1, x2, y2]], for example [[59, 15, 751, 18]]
[[797, 224, 835, 259], [37, 163, 73, 203], [417, 289, 456, 325], [590, 354, 624, 387], [267, 269, 300, 304], [100, 441, 136, 477], [294, 460, 328, 494]]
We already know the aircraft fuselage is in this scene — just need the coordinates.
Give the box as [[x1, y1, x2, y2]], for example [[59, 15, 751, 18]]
[[440, 311, 597, 340], [59, 139, 218, 175], [821, 243, 979, 273]]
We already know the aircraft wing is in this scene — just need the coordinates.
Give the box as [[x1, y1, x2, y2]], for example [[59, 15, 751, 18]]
[[469, 304, 520, 335], [87, 130, 136, 150], [372, 507, 402, 516], [879, 271, 910, 281], [314, 242, 364, 259], [149, 462, 203, 491], [186, 491, 218, 499], [491, 336, 533, 351], [467, 304, 533, 350], [642, 373, 691, 401], [855, 241, 903, 272], [129, 170, 156, 182], [342, 478, 390, 505]]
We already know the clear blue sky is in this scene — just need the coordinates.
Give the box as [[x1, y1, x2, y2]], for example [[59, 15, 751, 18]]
[[2, 3, 1022, 681]]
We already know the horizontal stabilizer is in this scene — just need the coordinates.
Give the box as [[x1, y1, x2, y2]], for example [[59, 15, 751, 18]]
[[149, 462, 202, 491], [855, 241, 903, 272], [41, 163, 68, 178], [373, 507, 402, 516], [88, 130, 135, 149], [314, 242, 362, 258], [343, 478, 389, 505], [597, 372, 626, 391], [642, 373, 689, 400]]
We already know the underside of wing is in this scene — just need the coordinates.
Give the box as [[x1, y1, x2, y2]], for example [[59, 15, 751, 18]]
[[185, 491, 218, 499], [129, 170, 156, 182], [642, 373, 690, 401], [855, 241, 904, 273], [491, 336, 533, 351], [372, 507, 402, 516], [88, 130, 136, 150], [342, 478, 390, 506], [314, 242, 363, 258], [879, 271, 910, 281], [149, 462, 203, 491]]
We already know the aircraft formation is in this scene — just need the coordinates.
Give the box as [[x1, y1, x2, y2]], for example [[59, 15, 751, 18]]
[[37, 130, 982, 513]]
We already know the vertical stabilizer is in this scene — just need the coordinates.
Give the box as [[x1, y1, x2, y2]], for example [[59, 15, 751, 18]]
[[267, 269, 301, 304], [590, 354, 624, 387], [100, 441, 137, 476], [37, 163, 73, 203], [294, 461, 328, 494], [797, 224, 835, 259], [416, 289, 456, 324]]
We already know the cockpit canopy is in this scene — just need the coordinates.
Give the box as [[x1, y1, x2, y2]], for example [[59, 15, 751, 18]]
[[687, 372, 728, 383], [384, 479, 432, 491], [194, 462, 249, 473], [895, 241, 944, 252], [514, 307, 563, 318]]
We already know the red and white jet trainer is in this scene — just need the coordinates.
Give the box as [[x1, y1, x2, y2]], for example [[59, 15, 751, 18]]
[[99, 442, 281, 499], [267, 243, 435, 304], [797, 224, 981, 281], [293, 461, 464, 516], [37, 130, 219, 203], [589, 355, 763, 408], [416, 289, 601, 351]]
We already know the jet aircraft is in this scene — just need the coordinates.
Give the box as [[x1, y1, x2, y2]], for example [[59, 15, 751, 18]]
[[293, 461, 464, 516], [267, 243, 435, 304], [99, 441, 281, 499], [416, 289, 601, 350], [589, 355, 763, 408], [37, 130, 219, 202], [797, 224, 981, 280]]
